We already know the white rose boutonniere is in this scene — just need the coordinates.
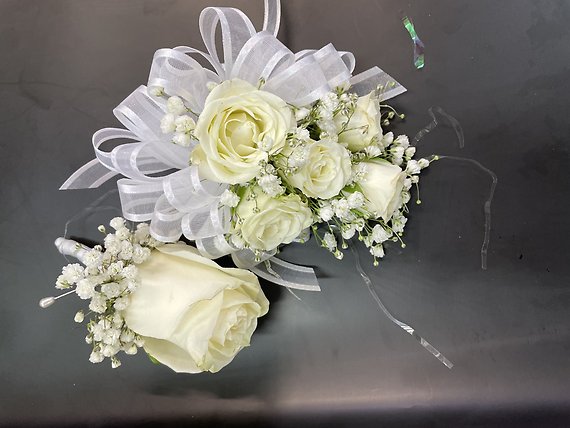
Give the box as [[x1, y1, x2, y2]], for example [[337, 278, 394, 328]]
[[283, 139, 352, 199], [234, 186, 313, 252], [191, 79, 295, 184], [359, 159, 406, 222], [335, 92, 382, 152], [123, 242, 269, 374]]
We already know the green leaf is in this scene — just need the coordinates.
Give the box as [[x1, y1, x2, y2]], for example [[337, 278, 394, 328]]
[[147, 353, 161, 365]]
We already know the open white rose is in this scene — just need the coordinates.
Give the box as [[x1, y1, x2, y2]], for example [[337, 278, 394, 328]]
[[123, 242, 269, 374], [335, 92, 382, 152], [191, 79, 295, 184], [283, 139, 352, 199], [234, 186, 313, 251], [359, 160, 406, 222]]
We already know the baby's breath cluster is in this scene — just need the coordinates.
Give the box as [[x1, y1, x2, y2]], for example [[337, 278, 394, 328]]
[[211, 83, 432, 266], [156, 92, 197, 147], [54, 218, 161, 368]]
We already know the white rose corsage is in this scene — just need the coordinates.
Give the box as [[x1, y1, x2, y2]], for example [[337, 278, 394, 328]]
[[42, 0, 454, 373]]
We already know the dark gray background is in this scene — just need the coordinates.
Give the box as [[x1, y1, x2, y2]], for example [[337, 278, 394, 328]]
[[1, 0, 569, 427]]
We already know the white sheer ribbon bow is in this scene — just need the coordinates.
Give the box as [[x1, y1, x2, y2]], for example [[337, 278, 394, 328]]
[[60, 0, 406, 291]]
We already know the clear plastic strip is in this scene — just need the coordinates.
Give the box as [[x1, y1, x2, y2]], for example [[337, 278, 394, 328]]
[[350, 245, 453, 369]]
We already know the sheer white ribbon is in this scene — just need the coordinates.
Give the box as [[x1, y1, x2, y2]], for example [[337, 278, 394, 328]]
[[60, 0, 406, 290]]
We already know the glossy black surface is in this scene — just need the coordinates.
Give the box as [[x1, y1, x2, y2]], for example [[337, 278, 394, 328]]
[[1, 1, 569, 426]]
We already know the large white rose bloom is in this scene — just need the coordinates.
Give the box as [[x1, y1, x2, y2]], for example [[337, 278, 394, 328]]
[[123, 242, 269, 373], [335, 92, 382, 152], [191, 79, 295, 184], [234, 186, 313, 251], [284, 139, 352, 199], [359, 160, 406, 222]]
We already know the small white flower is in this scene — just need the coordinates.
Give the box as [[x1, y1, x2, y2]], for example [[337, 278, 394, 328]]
[[295, 107, 310, 121], [318, 204, 334, 222], [323, 232, 337, 251], [134, 336, 145, 347], [166, 96, 186, 115], [102, 328, 121, 346], [258, 135, 274, 152], [61, 263, 84, 284], [370, 245, 385, 258], [113, 296, 130, 311], [293, 127, 310, 141], [83, 249, 104, 268], [131, 245, 151, 264], [418, 158, 430, 169], [123, 344, 138, 355], [89, 351, 104, 364], [74, 311, 85, 323], [121, 264, 138, 280], [120, 330, 136, 343], [134, 223, 150, 243], [405, 147, 416, 158], [55, 274, 70, 290], [76, 278, 96, 300], [350, 162, 367, 184], [119, 240, 133, 261], [406, 160, 421, 175], [112, 312, 123, 327], [123, 278, 140, 292], [391, 146, 405, 164], [220, 189, 240, 208], [391, 213, 408, 234], [172, 132, 192, 147], [115, 227, 131, 241], [175, 115, 196, 133], [341, 226, 356, 240], [288, 144, 310, 168], [372, 224, 392, 243], [160, 113, 177, 134], [402, 191, 411, 204], [91, 323, 104, 342], [394, 135, 410, 149], [321, 92, 339, 111], [102, 344, 119, 358], [403, 178, 412, 190], [108, 261, 125, 277], [258, 174, 284, 197], [353, 218, 366, 232], [347, 191, 365, 209], [382, 132, 394, 146], [332, 198, 351, 220], [411, 175, 420, 184], [89, 293, 108, 314], [206, 81, 218, 91], [111, 357, 122, 369], [101, 282, 122, 299], [110, 217, 126, 230], [103, 235, 121, 256], [364, 144, 382, 158]]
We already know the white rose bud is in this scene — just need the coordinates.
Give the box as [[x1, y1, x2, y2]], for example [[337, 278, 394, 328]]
[[334, 92, 382, 152], [234, 186, 313, 252], [359, 160, 406, 222], [283, 139, 351, 199]]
